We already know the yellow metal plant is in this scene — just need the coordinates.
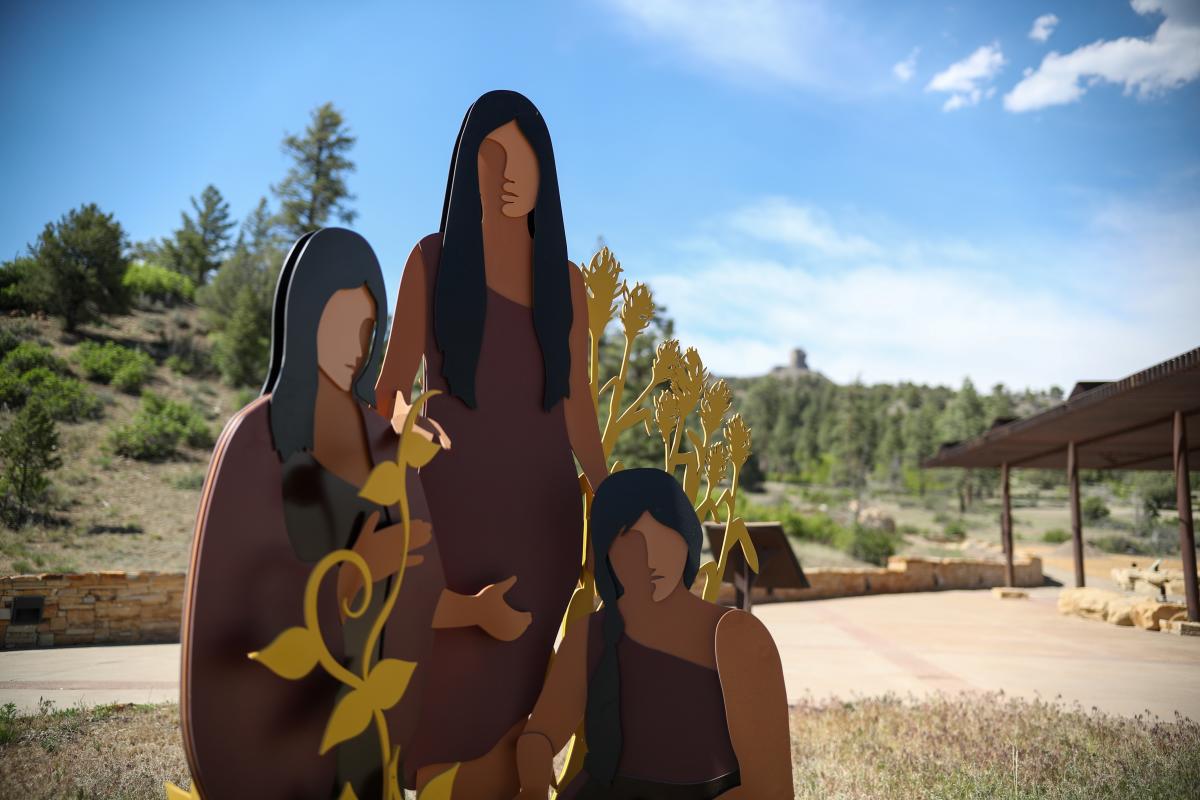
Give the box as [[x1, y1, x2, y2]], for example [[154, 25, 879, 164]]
[[555, 248, 758, 790]]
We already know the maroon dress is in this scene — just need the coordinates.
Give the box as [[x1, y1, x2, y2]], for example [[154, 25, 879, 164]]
[[558, 611, 742, 799], [405, 234, 585, 769]]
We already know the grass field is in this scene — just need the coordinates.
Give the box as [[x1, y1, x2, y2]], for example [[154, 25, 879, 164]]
[[1, 693, 1197, 799]]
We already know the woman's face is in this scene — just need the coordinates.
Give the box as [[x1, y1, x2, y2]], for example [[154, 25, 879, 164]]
[[478, 120, 539, 219], [607, 511, 689, 603], [316, 286, 375, 391]]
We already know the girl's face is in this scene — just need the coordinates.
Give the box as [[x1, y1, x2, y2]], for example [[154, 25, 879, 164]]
[[478, 120, 539, 220], [316, 286, 375, 391], [608, 511, 689, 603]]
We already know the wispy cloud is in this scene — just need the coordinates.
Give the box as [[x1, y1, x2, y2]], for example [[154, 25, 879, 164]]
[[602, 0, 881, 92], [926, 43, 1006, 111], [892, 47, 920, 82], [1005, 0, 1200, 112], [1029, 13, 1060, 43], [641, 197, 1199, 389]]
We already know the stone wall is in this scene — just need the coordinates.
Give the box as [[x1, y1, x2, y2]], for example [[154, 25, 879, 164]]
[[0, 571, 184, 649], [714, 554, 1043, 605], [1, 556, 1042, 648]]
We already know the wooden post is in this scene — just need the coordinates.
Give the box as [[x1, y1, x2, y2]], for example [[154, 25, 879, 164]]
[[1068, 441, 1085, 588], [1001, 462, 1014, 587], [1174, 411, 1198, 622]]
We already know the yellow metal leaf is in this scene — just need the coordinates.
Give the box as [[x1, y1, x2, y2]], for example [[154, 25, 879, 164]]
[[337, 784, 358, 800], [319, 687, 375, 755], [359, 461, 405, 506], [163, 782, 199, 800], [697, 560, 720, 602], [364, 658, 417, 712], [398, 430, 441, 469], [727, 517, 760, 573], [417, 763, 460, 799], [247, 626, 320, 680]]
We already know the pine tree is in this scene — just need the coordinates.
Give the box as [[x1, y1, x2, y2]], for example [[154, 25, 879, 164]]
[[0, 402, 62, 527], [30, 204, 129, 332], [162, 185, 234, 286], [272, 103, 357, 238]]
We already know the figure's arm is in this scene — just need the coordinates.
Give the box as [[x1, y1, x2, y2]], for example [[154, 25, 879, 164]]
[[516, 614, 591, 795], [374, 242, 427, 420], [564, 262, 608, 495], [714, 611, 793, 799]]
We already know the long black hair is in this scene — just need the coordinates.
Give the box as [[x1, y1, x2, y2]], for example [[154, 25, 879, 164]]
[[434, 89, 571, 410], [265, 228, 389, 460], [584, 468, 703, 786]]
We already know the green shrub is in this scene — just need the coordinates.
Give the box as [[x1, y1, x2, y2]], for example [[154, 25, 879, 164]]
[[75, 341, 154, 393], [110, 392, 213, 460], [835, 525, 898, 566], [1043, 528, 1070, 544], [1, 342, 68, 375], [0, 257, 41, 313], [0, 345, 102, 422], [0, 402, 62, 527], [1092, 534, 1153, 556], [1083, 496, 1111, 523], [0, 328, 19, 360], [942, 518, 967, 541], [122, 261, 195, 306]]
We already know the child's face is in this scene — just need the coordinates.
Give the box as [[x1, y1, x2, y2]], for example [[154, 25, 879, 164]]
[[608, 511, 688, 603]]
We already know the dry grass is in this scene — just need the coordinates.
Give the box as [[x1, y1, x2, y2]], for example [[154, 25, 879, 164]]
[[1, 693, 1196, 799], [0, 700, 191, 799], [790, 692, 1200, 799], [0, 310, 242, 575]]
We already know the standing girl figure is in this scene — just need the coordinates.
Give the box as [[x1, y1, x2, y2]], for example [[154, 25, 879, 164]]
[[375, 90, 607, 796]]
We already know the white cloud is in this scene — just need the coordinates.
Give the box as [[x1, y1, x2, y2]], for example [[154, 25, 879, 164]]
[[730, 198, 880, 258], [926, 43, 1006, 111], [1029, 13, 1060, 43], [602, 0, 881, 92], [1005, 0, 1200, 112], [638, 197, 1199, 390], [893, 47, 920, 82]]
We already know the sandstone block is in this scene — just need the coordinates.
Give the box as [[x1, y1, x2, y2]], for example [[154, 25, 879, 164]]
[[1130, 600, 1188, 631]]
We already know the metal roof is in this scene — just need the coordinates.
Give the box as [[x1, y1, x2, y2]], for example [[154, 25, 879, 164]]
[[923, 347, 1200, 471]]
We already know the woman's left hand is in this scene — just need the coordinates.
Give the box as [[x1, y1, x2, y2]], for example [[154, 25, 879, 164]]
[[475, 576, 533, 641]]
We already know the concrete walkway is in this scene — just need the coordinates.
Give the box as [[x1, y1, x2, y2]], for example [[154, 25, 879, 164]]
[[1, 588, 1197, 719]]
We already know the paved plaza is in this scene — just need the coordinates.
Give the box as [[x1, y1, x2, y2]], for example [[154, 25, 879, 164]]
[[2, 587, 1197, 719]]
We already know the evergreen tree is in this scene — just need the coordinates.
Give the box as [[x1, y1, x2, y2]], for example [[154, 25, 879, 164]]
[[199, 197, 286, 386], [30, 204, 129, 332], [161, 185, 234, 286], [272, 103, 357, 238], [0, 402, 62, 528]]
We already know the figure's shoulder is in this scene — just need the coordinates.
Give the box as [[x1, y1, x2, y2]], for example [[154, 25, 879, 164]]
[[416, 232, 443, 265], [714, 608, 778, 659]]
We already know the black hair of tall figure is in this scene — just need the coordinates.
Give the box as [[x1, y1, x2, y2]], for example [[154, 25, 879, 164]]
[[266, 228, 389, 460], [435, 89, 571, 411], [584, 468, 703, 786]]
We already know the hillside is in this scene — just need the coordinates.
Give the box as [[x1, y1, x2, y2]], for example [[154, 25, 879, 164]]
[[0, 306, 242, 574]]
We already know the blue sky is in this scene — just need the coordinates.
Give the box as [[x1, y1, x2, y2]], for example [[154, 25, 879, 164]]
[[3, 0, 1197, 390]]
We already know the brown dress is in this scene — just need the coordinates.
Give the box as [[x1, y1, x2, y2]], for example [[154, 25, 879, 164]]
[[404, 233, 585, 769], [557, 610, 742, 800], [181, 397, 442, 799]]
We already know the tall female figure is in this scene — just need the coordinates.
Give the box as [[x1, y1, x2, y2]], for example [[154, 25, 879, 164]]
[[375, 90, 607, 795]]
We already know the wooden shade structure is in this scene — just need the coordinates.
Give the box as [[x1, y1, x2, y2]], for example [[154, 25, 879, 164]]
[[922, 347, 1199, 621]]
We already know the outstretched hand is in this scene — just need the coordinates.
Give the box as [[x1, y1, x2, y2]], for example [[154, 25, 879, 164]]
[[475, 576, 532, 642]]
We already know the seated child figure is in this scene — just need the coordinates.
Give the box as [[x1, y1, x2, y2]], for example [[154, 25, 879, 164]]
[[515, 468, 793, 799]]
